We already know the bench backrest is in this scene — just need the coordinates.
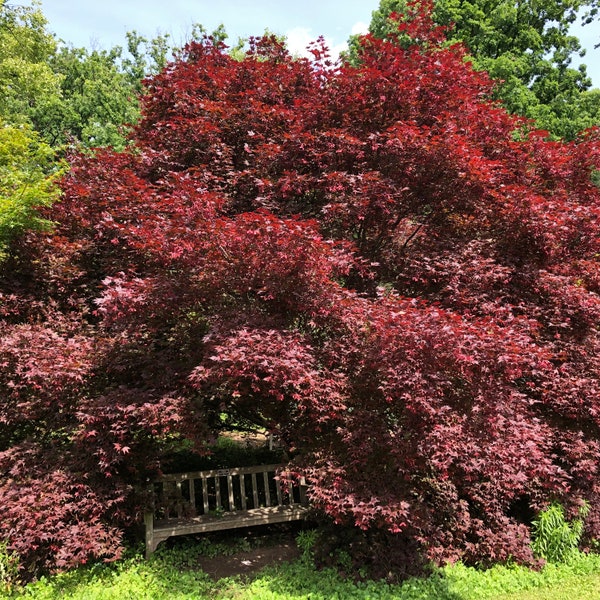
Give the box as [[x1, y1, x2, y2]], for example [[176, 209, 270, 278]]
[[151, 463, 307, 520]]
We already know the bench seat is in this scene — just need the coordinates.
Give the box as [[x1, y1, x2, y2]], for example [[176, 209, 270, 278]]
[[145, 464, 308, 557]]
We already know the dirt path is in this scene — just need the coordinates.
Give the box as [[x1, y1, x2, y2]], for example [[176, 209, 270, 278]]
[[196, 539, 301, 580]]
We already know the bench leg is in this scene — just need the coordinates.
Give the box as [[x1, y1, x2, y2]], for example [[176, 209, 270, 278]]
[[145, 511, 157, 558]]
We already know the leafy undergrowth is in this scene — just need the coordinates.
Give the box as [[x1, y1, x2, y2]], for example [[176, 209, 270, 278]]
[[3, 538, 600, 600]]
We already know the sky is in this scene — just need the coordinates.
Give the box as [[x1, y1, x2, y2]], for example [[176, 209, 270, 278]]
[[39, 0, 375, 59], [39, 0, 600, 87]]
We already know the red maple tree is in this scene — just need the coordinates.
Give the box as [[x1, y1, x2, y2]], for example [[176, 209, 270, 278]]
[[2, 3, 600, 576]]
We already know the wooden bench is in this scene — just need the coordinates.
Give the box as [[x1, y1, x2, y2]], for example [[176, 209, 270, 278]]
[[144, 463, 308, 557]]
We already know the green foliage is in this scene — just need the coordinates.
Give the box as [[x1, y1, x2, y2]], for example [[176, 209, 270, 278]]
[[121, 30, 172, 93], [161, 435, 286, 473], [0, 1, 170, 149], [3, 556, 216, 600], [0, 1, 63, 132], [153, 535, 252, 563], [440, 556, 600, 600], [295, 529, 318, 563], [49, 45, 140, 149], [6, 544, 600, 599], [0, 121, 59, 256], [0, 541, 19, 594], [0, 1, 248, 150], [530, 503, 589, 563], [0, 0, 136, 148]]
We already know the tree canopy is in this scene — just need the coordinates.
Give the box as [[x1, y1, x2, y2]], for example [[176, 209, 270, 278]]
[[2, 2, 600, 580], [0, 1, 63, 133], [47, 45, 141, 149], [355, 0, 600, 138], [0, 121, 58, 257]]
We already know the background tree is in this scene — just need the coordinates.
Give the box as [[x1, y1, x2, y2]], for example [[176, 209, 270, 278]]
[[48, 45, 141, 150], [0, 0, 238, 270], [0, 0, 64, 135], [120, 30, 172, 93], [0, 1, 172, 149], [352, 0, 600, 138], [0, 121, 58, 257], [0, 1, 242, 151]]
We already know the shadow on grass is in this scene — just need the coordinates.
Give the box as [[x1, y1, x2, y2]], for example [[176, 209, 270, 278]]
[[11, 548, 465, 600], [12, 538, 600, 600]]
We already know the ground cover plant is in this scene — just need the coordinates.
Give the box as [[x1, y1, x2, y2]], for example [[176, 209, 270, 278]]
[[4, 535, 600, 599], [1, 0, 600, 580]]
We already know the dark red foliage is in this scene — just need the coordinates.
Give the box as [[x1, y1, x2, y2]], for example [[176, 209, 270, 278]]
[[2, 3, 600, 576]]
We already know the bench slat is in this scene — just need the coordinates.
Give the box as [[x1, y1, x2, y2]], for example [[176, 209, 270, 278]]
[[263, 471, 271, 507], [175, 481, 183, 518], [215, 476, 222, 510], [227, 474, 234, 511], [158, 464, 286, 482], [251, 473, 259, 508], [189, 479, 195, 511], [240, 474, 247, 510], [202, 477, 209, 514]]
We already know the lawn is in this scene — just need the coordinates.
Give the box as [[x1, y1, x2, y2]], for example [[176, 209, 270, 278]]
[[4, 533, 600, 600]]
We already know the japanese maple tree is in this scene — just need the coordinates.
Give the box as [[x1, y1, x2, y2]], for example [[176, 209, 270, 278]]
[[2, 2, 600, 577]]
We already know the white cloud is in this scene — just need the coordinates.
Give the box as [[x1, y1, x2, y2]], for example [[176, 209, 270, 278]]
[[351, 21, 369, 36], [285, 26, 314, 59], [285, 26, 348, 60]]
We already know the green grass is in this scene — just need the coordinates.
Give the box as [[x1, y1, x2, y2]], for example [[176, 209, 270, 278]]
[[3, 542, 600, 600]]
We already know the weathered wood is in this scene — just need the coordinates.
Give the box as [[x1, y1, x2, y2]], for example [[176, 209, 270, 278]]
[[227, 474, 234, 510], [145, 463, 309, 557], [215, 476, 222, 510], [263, 471, 271, 507], [202, 478, 209, 513], [239, 474, 247, 510], [251, 473, 259, 508], [189, 478, 195, 509]]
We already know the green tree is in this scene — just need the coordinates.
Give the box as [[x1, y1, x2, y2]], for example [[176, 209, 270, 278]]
[[0, 1, 147, 149], [50, 45, 141, 149], [0, 0, 64, 135], [0, 121, 59, 257], [356, 0, 600, 138], [0, 1, 241, 149], [120, 30, 172, 93]]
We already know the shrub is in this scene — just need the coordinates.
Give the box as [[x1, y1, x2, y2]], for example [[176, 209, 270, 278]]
[[531, 502, 589, 563], [310, 519, 431, 582], [0, 540, 19, 592], [161, 435, 287, 473], [296, 529, 318, 564]]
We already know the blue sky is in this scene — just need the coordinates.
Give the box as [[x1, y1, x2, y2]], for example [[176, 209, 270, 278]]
[[39, 0, 375, 58], [40, 0, 600, 87]]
